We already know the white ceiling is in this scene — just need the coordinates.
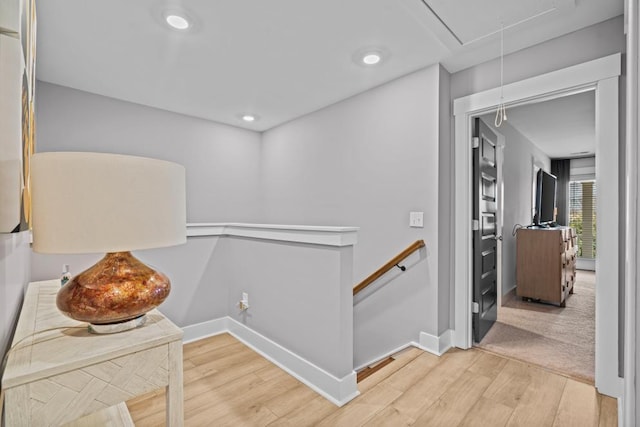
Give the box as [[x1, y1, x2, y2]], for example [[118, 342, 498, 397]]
[[504, 91, 596, 159], [35, 0, 623, 131]]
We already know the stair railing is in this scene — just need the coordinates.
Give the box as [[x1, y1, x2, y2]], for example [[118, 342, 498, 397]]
[[352, 240, 425, 296]]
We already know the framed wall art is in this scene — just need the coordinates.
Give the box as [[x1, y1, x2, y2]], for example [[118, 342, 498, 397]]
[[0, 0, 36, 233]]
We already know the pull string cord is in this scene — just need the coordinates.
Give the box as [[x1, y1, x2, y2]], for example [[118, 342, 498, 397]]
[[0, 325, 89, 409], [495, 23, 507, 127]]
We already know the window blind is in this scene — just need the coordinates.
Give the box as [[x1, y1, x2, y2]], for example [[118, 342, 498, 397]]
[[569, 180, 596, 258]]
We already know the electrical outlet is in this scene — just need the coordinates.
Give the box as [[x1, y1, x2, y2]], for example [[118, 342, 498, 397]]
[[239, 292, 249, 311]]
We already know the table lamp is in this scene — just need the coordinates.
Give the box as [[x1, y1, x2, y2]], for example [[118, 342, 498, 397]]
[[30, 152, 186, 333]]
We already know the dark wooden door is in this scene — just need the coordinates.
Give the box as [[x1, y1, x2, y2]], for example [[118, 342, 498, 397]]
[[473, 118, 498, 343]]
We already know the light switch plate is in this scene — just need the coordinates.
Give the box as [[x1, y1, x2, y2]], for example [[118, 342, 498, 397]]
[[410, 212, 424, 228]]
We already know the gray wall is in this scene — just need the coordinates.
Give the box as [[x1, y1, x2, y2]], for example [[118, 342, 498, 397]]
[[260, 65, 446, 366], [31, 237, 229, 328], [33, 81, 359, 376], [481, 117, 551, 296], [35, 82, 264, 223], [32, 82, 267, 334], [451, 16, 625, 99], [223, 237, 353, 377], [438, 65, 453, 335], [33, 81, 267, 310], [34, 65, 450, 369], [0, 232, 30, 364]]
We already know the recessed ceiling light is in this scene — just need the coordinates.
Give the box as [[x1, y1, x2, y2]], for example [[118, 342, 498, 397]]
[[241, 114, 258, 122], [353, 48, 389, 67], [362, 53, 381, 65], [165, 14, 190, 30]]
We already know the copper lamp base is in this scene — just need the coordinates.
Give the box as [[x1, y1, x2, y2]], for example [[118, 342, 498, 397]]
[[57, 252, 171, 332]]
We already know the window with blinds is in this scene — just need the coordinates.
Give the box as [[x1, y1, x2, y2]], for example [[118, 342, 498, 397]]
[[569, 180, 596, 258]]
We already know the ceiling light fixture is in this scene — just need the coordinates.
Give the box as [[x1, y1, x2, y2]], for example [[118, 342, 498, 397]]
[[165, 14, 190, 30], [362, 53, 381, 65], [241, 114, 257, 122], [353, 48, 389, 67]]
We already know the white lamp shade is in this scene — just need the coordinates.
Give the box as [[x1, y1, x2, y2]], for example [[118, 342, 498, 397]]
[[31, 152, 187, 254]]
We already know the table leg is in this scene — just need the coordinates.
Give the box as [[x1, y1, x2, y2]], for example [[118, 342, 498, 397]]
[[4, 385, 30, 426], [166, 340, 184, 426]]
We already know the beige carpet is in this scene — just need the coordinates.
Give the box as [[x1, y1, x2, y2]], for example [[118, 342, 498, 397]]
[[477, 270, 595, 383]]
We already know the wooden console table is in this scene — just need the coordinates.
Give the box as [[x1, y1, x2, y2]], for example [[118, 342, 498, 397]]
[[2, 280, 184, 426]]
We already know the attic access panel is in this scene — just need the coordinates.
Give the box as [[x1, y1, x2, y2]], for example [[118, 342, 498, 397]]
[[422, 0, 575, 46]]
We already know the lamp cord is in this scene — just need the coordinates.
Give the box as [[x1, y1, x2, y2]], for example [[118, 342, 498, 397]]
[[495, 22, 507, 127], [0, 325, 88, 406]]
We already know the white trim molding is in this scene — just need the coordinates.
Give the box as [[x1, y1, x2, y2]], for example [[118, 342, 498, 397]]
[[353, 342, 414, 372], [353, 329, 454, 372], [624, 0, 639, 424], [181, 316, 359, 407], [453, 53, 622, 398], [181, 317, 228, 344], [576, 258, 596, 271], [417, 330, 453, 357], [187, 223, 359, 247]]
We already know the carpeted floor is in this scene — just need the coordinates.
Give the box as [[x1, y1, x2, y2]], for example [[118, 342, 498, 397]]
[[477, 270, 595, 383]]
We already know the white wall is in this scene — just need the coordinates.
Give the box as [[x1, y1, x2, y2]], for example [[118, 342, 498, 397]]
[[0, 232, 30, 363], [35, 82, 263, 223], [261, 65, 446, 366], [481, 116, 551, 296]]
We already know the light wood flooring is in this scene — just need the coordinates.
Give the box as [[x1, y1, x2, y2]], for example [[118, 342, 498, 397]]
[[126, 334, 617, 426]]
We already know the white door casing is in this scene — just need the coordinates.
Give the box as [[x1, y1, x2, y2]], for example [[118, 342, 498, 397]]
[[452, 53, 622, 397]]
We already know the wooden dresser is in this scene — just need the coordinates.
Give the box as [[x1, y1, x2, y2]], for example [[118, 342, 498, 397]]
[[516, 227, 577, 307], [2, 280, 184, 426]]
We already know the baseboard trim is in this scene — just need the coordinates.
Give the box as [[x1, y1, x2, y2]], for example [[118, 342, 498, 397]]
[[181, 316, 359, 406], [181, 317, 228, 344], [355, 331, 455, 372], [596, 374, 624, 399], [417, 330, 453, 356], [354, 342, 414, 372], [502, 286, 517, 306], [618, 394, 625, 427]]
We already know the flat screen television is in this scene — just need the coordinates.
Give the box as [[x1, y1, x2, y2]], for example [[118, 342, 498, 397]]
[[534, 169, 557, 226]]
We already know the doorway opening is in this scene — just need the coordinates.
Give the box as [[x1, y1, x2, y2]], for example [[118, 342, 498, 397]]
[[471, 91, 598, 384], [452, 53, 621, 397]]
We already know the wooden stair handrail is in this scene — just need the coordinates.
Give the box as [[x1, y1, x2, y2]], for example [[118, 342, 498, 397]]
[[353, 240, 425, 296]]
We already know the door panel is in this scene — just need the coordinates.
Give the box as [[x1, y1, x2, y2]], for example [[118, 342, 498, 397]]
[[473, 118, 498, 343]]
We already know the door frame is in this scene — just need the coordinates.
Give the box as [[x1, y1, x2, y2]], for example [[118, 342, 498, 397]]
[[452, 53, 622, 397], [496, 134, 505, 307]]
